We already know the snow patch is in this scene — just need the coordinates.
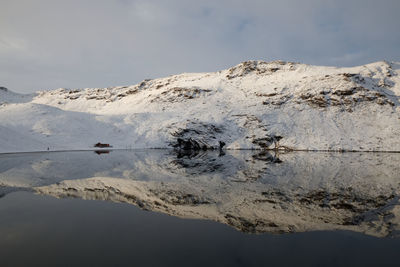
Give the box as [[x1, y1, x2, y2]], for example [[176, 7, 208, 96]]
[[1, 60, 400, 152]]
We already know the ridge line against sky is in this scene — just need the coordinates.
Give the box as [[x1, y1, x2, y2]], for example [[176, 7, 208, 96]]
[[1, 0, 400, 93]]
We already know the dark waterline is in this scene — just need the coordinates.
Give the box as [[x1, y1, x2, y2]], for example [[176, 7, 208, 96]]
[[0, 191, 399, 267]]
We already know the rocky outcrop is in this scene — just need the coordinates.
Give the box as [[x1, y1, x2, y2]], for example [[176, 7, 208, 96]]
[[1, 60, 400, 153]]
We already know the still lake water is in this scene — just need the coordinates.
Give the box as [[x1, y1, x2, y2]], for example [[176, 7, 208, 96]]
[[0, 150, 399, 266]]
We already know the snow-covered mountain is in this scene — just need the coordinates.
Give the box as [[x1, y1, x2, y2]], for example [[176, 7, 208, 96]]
[[1, 60, 400, 153], [1, 150, 399, 237]]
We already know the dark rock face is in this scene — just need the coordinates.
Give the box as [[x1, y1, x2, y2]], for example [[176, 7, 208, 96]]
[[226, 60, 296, 79], [171, 138, 227, 155], [0, 87, 7, 91], [169, 121, 226, 150], [152, 86, 214, 103], [174, 138, 205, 151]]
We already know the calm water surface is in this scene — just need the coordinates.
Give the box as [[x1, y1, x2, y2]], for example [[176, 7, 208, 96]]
[[0, 150, 399, 266]]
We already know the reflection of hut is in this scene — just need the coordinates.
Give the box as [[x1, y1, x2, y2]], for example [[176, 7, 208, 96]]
[[94, 142, 111, 148], [94, 150, 110, 155]]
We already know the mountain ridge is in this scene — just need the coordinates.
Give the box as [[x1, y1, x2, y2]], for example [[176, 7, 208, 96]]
[[1, 60, 400, 153]]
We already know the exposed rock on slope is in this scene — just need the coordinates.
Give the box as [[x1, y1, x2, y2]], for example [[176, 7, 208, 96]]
[[1, 60, 400, 152]]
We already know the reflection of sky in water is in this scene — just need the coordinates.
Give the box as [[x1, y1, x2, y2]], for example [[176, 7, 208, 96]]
[[0, 191, 400, 267], [0, 150, 400, 238], [0, 150, 399, 190]]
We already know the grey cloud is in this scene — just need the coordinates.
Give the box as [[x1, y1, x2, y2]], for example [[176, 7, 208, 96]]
[[1, 0, 399, 93]]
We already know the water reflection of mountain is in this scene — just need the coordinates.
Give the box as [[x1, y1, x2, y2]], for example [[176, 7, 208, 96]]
[[1, 150, 400, 237]]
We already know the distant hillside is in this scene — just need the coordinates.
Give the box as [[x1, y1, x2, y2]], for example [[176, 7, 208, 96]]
[[1, 60, 400, 153]]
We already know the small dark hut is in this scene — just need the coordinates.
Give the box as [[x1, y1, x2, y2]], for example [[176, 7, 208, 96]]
[[94, 142, 111, 148]]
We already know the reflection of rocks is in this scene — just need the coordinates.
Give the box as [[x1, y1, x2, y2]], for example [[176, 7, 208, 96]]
[[0, 186, 14, 198], [168, 150, 227, 175], [224, 214, 283, 233], [2, 150, 400, 237], [251, 151, 282, 163], [37, 179, 399, 237], [174, 148, 203, 159], [0, 185, 31, 198], [35, 156, 400, 238], [167, 150, 282, 178], [152, 190, 212, 206]]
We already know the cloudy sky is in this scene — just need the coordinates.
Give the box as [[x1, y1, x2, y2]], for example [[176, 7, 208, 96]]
[[1, 0, 400, 93]]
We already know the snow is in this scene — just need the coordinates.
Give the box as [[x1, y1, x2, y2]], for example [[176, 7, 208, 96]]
[[1, 60, 400, 153], [1, 149, 396, 237]]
